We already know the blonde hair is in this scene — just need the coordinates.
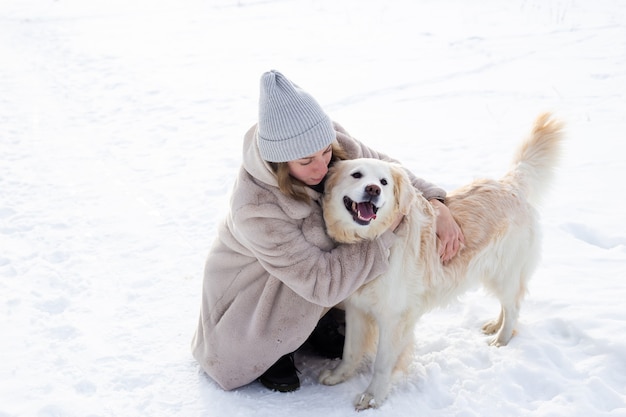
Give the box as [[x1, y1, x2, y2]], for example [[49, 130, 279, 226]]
[[270, 142, 348, 203]]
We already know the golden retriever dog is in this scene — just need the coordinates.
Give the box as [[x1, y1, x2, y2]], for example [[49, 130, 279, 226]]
[[319, 113, 564, 410]]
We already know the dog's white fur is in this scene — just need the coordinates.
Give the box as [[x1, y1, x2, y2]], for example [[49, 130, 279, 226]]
[[319, 113, 564, 410]]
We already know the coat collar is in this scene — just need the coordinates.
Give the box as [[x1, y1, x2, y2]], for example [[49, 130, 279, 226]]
[[242, 124, 278, 188]]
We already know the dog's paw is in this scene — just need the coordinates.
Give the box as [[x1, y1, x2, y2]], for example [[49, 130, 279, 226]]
[[319, 369, 347, 386], [354, 392, 379, 411], [489, 329, 516, 347], [488, 337, 507, 347], [482, 320, 500, 335]]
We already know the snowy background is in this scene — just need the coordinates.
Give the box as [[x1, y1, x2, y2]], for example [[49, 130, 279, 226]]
[[1, 0, 625, 416]]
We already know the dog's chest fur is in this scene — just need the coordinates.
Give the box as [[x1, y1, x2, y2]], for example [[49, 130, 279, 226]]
[[345, 207, 435, 316]]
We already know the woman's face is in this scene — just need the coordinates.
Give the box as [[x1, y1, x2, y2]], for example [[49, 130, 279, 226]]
[[287, 144, 333, 186]]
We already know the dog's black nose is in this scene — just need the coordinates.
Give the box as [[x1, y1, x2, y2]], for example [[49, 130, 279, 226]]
[[365, 184, 381, 197]]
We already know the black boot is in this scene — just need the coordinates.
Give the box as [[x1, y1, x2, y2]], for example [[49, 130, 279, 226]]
[[306, 310, 345, 359], [259, 353, 300, 392]]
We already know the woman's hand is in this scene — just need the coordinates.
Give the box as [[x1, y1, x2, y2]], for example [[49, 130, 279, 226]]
[[429, 199, 464, 263]]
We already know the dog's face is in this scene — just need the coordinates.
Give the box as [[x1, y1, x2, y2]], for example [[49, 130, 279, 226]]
[[323, 158, 414, 243]]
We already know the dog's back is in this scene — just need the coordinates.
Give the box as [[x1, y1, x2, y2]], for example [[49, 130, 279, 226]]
[[411, 114, 563, 309], [445, 113, 564, 263]]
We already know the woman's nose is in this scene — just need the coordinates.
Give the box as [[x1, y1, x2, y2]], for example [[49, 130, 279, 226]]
[[312, 158, 327, 173]]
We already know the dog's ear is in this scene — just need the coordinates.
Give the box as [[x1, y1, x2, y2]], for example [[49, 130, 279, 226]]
[[391, 164, 415, 215], [322, 164, 340, 207]]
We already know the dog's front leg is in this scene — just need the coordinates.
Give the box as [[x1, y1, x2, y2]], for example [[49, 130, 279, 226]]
[[354, 316, 409, 411], [319, 306, 370, 386], [489, 303, 520, 347]]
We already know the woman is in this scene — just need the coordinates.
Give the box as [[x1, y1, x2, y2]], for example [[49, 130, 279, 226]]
[[191, 70, 464, 392]]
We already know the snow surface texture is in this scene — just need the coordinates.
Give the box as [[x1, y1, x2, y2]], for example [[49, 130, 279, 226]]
[[1, 0, 625, 416]]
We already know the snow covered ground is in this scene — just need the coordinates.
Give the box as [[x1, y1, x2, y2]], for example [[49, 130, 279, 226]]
[[1, 0, 625, 416]]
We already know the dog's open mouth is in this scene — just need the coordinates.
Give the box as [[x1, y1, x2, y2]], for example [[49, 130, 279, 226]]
[[343, 196, 378, 226]]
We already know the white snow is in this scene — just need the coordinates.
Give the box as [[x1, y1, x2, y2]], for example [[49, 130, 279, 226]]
[[1, 0, 625, 416]]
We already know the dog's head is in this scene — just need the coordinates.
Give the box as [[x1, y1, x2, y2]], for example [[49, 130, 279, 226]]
[[322, 158, 415, 243]]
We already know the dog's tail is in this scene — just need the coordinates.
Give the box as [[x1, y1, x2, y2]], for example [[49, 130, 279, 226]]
[[507, 112, 565, 207]]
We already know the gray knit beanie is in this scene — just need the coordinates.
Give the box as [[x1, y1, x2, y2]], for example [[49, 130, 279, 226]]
[[257, 70, 336, 163]]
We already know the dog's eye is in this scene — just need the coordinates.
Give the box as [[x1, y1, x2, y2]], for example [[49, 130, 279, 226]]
[[351, 172, 362, 179], [381, 178, 388, 186]]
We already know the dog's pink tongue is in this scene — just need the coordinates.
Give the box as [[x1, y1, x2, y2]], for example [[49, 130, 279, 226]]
[[357, 202, 376, 221]]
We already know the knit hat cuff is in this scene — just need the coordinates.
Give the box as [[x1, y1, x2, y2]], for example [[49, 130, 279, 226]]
[[258, 112, 335, 163]]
